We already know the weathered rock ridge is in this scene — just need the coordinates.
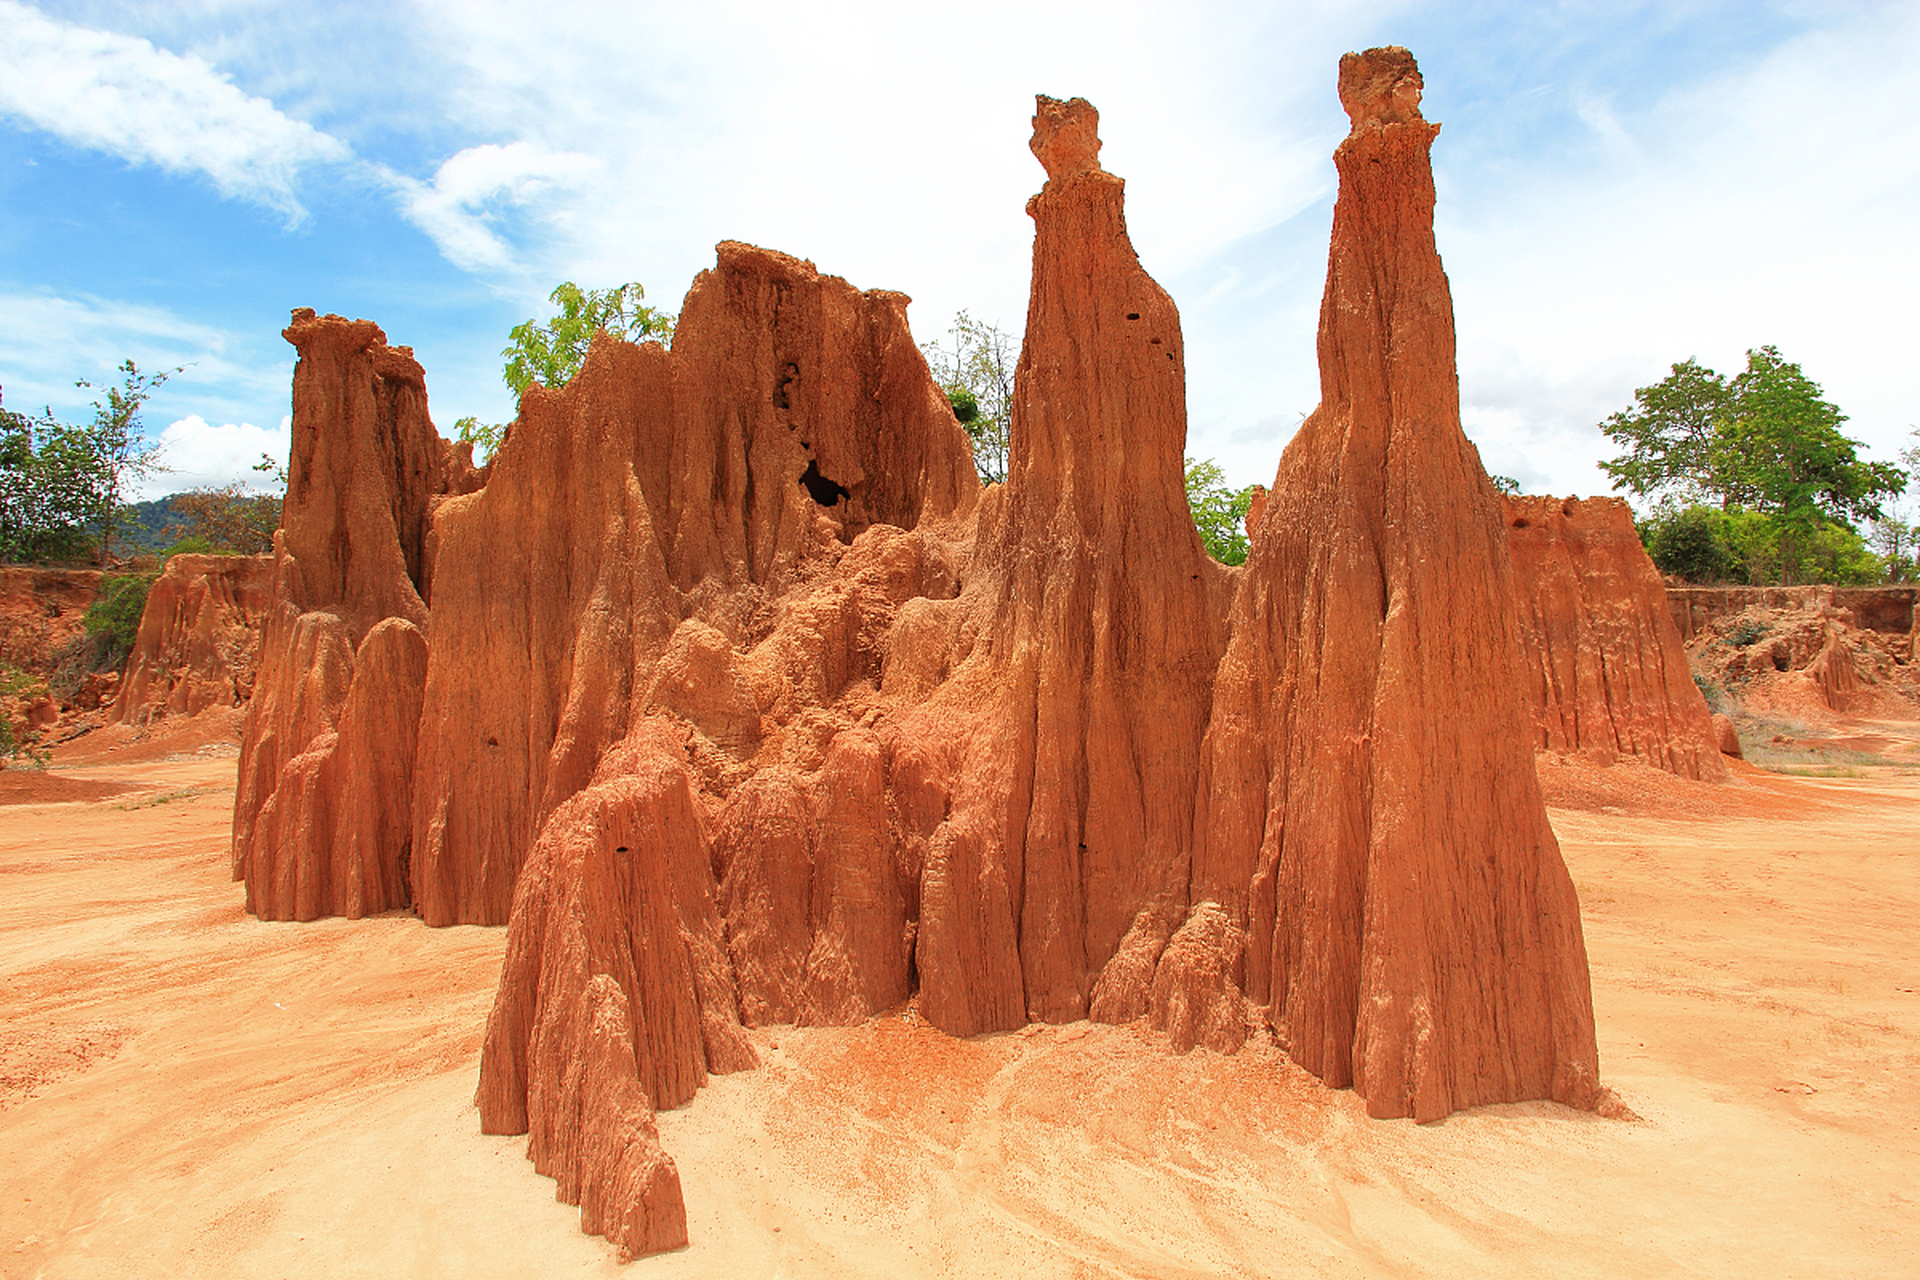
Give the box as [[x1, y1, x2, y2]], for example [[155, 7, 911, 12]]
[[1504, 495, 1727, 780], [231, 50, 1609, 1257], [111, 553, 274, 727], [232, 311, 481, 922]]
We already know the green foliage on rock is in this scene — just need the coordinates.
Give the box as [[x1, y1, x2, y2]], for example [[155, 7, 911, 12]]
[[458, 282, 675, 463], [83, 571, 157, 671], [504, 281, 674, 398], [1185, 457, 1257, 567]]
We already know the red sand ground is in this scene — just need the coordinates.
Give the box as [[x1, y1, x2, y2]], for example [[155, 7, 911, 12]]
[[2, 734, 1917, 1278]]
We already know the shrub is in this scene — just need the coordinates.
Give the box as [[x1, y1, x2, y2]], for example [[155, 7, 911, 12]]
[[1691, 672, 1727, 712], [83, 571, 156, 672], [1648, 505, 1734, 582], [1727, 619, 1767, 647]]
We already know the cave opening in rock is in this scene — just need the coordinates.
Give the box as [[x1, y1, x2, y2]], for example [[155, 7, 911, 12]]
[[798, 458, 848, 507]]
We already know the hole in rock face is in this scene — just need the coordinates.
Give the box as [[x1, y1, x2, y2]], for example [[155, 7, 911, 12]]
[[772, 361, 799, 410], [1150, 337, 1163, 345], [615, 846, 629, 854], [486, 735, 499, 747], [1562, 501, 1576, 518], [1127, 312, 1140, 320], [1512, 518, 1531, 529], [798, 458, 849, 507]]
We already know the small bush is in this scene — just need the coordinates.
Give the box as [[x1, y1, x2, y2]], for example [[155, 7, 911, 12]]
[[945, 386, 980, 425], [1649, 505, 1734, 582], [83, 571, 156, 672], [1726, 619, 1767, 648], [1692, 672, 1727, 711], [160, 534, 215, 557]]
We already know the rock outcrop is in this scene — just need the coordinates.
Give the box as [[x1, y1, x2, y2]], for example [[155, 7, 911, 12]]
[[233, 48, 1608, 1257], [1504, 495, 1727, 780], [232, 311, 481, 922], [0, 568, 99, 741], [110, 553, 274, 727], [1679, 588, 1919, 719], [1192, 48, 1599, 1120], [0, 568, 99, 677]]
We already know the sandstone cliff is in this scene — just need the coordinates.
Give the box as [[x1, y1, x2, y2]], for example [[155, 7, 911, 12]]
[[232, 311, 480, 922], [111, 553, 274, 727], [1504, 495, 1727, 780]]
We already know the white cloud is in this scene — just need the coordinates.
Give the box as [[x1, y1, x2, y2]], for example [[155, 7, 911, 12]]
[[398, 0, 1404, 332], [385, 142, 602, 276], [1437, 6, 1920, 499], [0, 0, 349, 221], [144, 414, 292, 500], [0, 289, 288, 417]]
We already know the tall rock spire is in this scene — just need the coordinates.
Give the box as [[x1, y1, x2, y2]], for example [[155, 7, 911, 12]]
[[910, 94, 1234, 1036], [1195, 47, 1603, 1119]]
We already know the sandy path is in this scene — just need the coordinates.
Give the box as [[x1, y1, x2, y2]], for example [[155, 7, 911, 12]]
[[2, 753, 1916, 1277]]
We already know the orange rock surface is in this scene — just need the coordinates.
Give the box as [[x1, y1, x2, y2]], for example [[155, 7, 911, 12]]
[[231, 49, 1615, 1256], [110, 553, 274, 727], [1504, 495, 1727, 780], [1193, 48, 1599, 1121], [233, 311, 481, 922]]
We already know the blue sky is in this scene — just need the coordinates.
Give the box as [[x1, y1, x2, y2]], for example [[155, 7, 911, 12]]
[[2, 0, 1916, 502]]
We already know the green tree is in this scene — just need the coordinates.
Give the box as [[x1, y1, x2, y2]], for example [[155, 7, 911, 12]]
[[504, 281, 673, 397], [1, 392, 101, 562], [460, 281, 674, 461], [1645, 504, 1734, 582], [1185, 457, 1257, 566], [1869, 428, 1920, 582], [1599, 347, 1905, 584], [74, 360, 175, 565], [1597, 357, 1730, 504], [2, 366, 173, 565], [922, 311, 1014, 485], [1709, 347, 1904, 583]]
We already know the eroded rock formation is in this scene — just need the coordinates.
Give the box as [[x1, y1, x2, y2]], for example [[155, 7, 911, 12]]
[[232, 311, 481, 921], [1504, 495, 1727, 780], [232, 48, 1608, 1257], [111, 553, 274, 727], [1192, 48, 1599, 1120], [1677, 586, 1919, 718]]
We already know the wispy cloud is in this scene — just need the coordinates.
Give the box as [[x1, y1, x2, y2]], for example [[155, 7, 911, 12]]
[[0, 288, 291, 447], [1437, 5, 1920, 498], [0, 0, 350, 222], [382, 142, 602, 277]]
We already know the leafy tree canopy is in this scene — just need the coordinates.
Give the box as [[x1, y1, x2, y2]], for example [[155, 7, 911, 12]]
[[459, 281, 675, 462], [922, 311, 1013, 485], [0, 362, 172, 565], [1185, 457, 1257, 566], [1600, 346, 1905, 584], [505, 280, 673, 398]]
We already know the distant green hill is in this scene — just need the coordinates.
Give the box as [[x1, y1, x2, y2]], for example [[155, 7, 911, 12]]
[[120, 495, 194, 552]]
